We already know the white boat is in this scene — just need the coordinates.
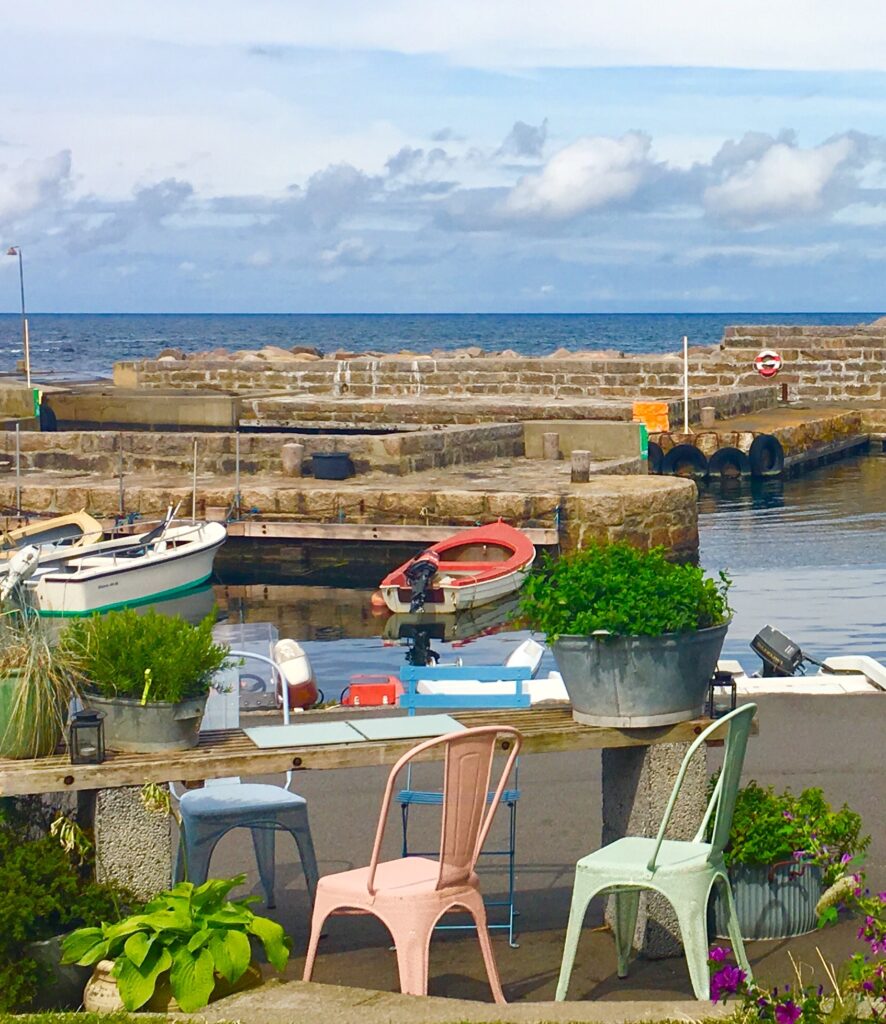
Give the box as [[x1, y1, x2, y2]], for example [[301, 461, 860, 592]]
[[0, 510, 104, 559], [22, 519, 227, 617]]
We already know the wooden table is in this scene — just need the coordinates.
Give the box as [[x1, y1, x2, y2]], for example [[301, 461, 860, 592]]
[[0, 707, 724, 797]]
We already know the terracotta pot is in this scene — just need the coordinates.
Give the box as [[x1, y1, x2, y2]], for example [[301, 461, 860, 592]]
[[83, 958, 263, 1013]]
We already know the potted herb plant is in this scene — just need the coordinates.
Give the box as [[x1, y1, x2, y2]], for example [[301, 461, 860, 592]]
[[62, 875, 290, 1013], [711, 779, 869, 940], [0, 609, 78, 759], [520, 542, 731, 726], [60, 608, 230, 753]]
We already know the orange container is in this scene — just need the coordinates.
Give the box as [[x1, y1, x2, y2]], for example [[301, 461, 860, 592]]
[[632, 401, 670, 433], [342, 675, 404, 707]]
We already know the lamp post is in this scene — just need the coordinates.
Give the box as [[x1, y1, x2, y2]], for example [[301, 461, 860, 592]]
[[6, 245, 30, 387]]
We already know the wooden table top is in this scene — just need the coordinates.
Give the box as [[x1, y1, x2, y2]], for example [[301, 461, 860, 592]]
[[0, 707, 730, 797]]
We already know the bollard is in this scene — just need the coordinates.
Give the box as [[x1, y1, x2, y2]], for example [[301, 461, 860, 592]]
[[571, 449, 591, 482], [542, 432, 560, 461], [700, 406, 716, 429], [281, 442, 305, 477]]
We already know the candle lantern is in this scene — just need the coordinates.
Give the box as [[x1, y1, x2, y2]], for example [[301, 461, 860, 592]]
[[69, 709, 105, 764]]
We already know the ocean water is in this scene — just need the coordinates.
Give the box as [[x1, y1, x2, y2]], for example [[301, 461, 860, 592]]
[[0, 311, 879, 380]]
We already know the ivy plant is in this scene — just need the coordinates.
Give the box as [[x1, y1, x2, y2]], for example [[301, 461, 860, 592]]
[[60, 608, 230, 703], [62, 876, 290, 1013], [519, 541, 731, 641]]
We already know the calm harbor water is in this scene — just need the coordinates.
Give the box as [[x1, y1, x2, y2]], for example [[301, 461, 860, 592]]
[[209, 451, 886, 698]]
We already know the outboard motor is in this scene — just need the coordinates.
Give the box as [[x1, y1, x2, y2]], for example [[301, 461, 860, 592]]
[[404, 549, 441, 613], [401, 623, 445, 668], [750, 625, 829, 677]]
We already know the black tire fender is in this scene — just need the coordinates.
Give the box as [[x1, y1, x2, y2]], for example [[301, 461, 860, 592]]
[[707, 446, 751, 479], [647, 441, 663, 474], [748, 434, 785, 477], [661, 443, 709, 478]]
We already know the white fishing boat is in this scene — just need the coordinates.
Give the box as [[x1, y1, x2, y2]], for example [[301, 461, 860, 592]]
[[21, 519, 227, 617]]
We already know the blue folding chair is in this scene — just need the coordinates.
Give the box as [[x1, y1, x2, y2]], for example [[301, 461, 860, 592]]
[[397, 663, 530, 946]]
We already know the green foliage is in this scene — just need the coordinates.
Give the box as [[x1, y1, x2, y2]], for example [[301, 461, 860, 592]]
[[0, 801, 133, 1012], [63, 875, 291, 1013], [722, 779, 869, 885], [0, 1014, 208, 1024], [60, 608, 229, 703], [519, 542, 731, 641]]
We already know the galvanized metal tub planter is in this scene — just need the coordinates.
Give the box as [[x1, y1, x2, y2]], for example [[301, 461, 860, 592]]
[[25, 933, 92, 1010], [82, 692, 207, 752], [552, 622, 729, 727], [713, 862, 824, 940]]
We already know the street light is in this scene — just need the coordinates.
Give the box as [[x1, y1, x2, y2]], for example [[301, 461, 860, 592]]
[[6, 245, 30, 387]]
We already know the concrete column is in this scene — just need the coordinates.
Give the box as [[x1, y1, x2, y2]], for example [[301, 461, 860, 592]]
[[602, 741, 708, 957], [281, 442, 305, 477], [700, 406, 716, 428], [94, 785, 173, 901], [571, 449, 591, 482], [542, 432, 560, 461]]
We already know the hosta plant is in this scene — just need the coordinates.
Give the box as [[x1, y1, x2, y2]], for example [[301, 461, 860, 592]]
[[61, 876, 290, 1012]]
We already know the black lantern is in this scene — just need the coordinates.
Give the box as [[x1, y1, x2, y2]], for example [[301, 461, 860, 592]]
[[69, 709, 105, 764]]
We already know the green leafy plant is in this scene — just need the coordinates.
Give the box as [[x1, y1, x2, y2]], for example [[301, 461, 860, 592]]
[[62, 876, 290, 1013], [519, 542, 731, 641], [60, 608, 230, 704], [0, 798, 132, 1012], [721, 780, 869, 886]]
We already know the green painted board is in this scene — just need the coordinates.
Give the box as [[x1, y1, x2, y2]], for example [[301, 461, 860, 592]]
[[349, 714, 465, 741], [243, 722, 365, 748]]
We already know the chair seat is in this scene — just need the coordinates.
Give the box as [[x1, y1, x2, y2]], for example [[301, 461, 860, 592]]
[[578, 837, 715, 879], [179, 783, 308, 818], [318, 856, 479, 903], [398, 787, 520, 806]]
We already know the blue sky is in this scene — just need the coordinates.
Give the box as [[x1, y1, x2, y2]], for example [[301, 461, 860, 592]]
[[3, 1, 886, 313]]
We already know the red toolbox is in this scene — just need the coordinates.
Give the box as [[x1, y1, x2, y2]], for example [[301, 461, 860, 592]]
[[341, 674, 404, 707]]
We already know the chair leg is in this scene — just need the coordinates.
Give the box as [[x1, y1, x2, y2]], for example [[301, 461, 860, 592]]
[[400, 802, 410, 858], [555, 876, 596, 1001], [714, 873, 752, 982], [674, 896, 716, 1000], [250, 826, 276, 907], [289, 822, 320, 907], [303, 894, 337, 982], [612, 889, 641, 978], [506, 799, 518, 948], [463, 892, 507, 1004], [181, 827, 219, 886], [390, 911, 435, 997]]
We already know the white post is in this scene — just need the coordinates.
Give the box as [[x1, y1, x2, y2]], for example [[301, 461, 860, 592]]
[[14, 423, 21, 513], [192, 438, 198, 523], [682, 335, 690, 433], [234, 433, 241, 519]]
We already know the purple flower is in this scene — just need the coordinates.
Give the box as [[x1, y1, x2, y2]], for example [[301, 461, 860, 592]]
[[878, 891, 886, 902], [709, 946, 732, 962], [783, 811, 795, 820], [841, 853, 853, 864], [710, 964, 746, 1002], [774, 1000, 802, 1024]]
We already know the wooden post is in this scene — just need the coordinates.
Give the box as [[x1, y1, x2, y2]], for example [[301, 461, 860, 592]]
[[571, 449, 591, 482], [191, 438, 198, 522], [542, 432, 560, 461], [281, 442, 305, 477]]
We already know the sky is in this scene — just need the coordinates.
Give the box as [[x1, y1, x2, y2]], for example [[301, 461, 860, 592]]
[[3, 1, 886, 313]]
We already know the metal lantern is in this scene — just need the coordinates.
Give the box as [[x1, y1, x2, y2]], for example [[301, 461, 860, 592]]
[[69, 709, 105, 764]]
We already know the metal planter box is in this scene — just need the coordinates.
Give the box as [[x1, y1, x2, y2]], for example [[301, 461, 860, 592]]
[[552, 623, 729, 727], [83, 692, 207, 752], [713, 862, 824, 940]]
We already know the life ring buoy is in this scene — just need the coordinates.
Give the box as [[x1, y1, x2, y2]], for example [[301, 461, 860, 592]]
[[707, 446, 751, 479], [647, 441, 663, 474], [748, 434, 785, 477], [661, 443, 709, 479]]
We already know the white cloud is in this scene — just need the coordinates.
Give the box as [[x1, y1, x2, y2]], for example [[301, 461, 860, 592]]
[[319, 237, 377, 266], [246, 249, 272, 267], [504, 132, 652, 220], [0, 150, 72, 223], [704, 138, 854, 223]]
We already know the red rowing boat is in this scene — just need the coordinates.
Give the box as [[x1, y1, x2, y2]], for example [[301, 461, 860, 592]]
[[379, 520, 536, 614]]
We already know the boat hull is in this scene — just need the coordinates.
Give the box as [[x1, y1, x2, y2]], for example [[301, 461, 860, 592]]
[[30, 522, 226, 617], [380, 558, 533, 613]]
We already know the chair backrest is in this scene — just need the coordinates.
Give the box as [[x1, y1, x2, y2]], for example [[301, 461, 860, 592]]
[[646, 703, 756, 872], [367, 725, 522, 894]]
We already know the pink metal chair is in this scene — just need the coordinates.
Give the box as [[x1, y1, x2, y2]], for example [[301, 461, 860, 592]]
[[302, 725, 522, 1003]]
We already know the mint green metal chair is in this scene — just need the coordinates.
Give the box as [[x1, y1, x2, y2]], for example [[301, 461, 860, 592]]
[[555, 703, 756, 1002]]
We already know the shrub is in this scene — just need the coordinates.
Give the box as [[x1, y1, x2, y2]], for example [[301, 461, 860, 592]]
[[519, 542, 731, 642], [60, 608, 230, 703], [722, 780, 869, 886]]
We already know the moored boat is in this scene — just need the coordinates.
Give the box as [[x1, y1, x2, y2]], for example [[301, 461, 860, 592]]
[[379, 520, 535, 614], [0, 510, 104, 558]]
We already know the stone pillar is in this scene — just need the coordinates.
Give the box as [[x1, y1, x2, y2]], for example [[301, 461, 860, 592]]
[[542, 432, 560, 461], [94, 785, 173, 900], [602, 742, 708, 957], [700, 406, 716, 428], [281, 442, 305, 477], [571, 449, 591, 482]]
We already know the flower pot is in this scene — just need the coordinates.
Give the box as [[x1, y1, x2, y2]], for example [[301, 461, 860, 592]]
[[24, 933, 92, 1010], [81, 692, 208, 752], [551, 622, 729, 727], [712, 862, 824, 940], [83, 958, 263, 1013], [0, 669, 62, 759]]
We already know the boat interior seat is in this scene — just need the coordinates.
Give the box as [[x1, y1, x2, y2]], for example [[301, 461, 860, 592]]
[[434, 560, 515, 573]]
